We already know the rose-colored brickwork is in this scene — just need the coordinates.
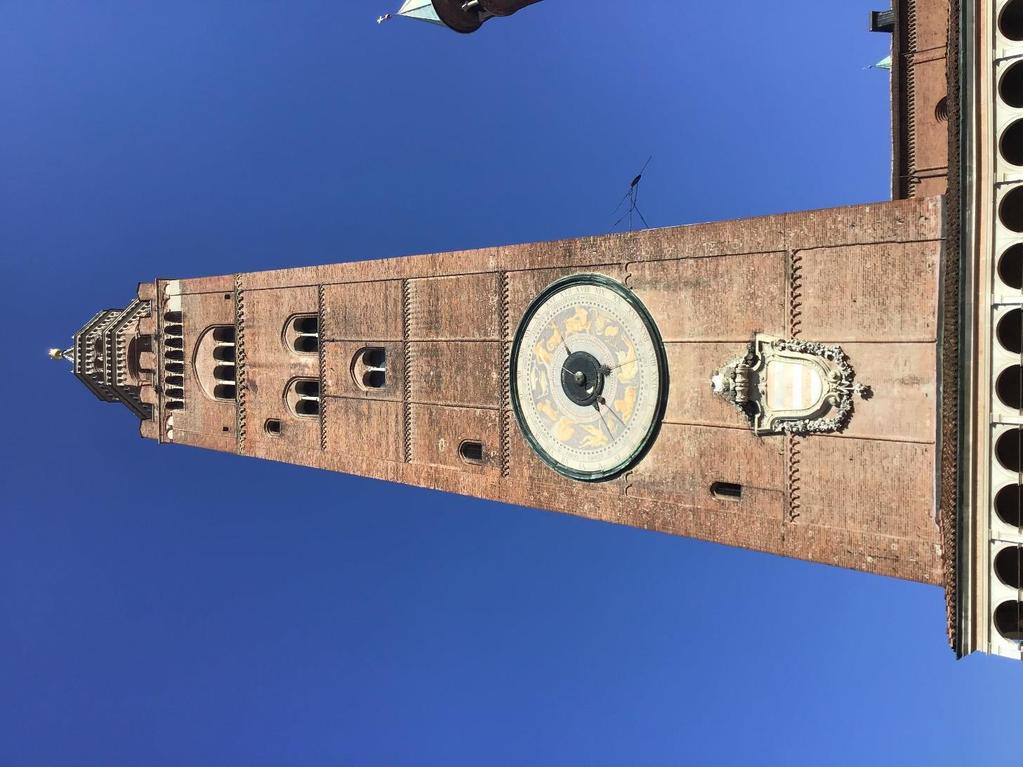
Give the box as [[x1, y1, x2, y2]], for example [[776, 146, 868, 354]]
[[893, 0, 951, 198], [118, 197, 945, 585]]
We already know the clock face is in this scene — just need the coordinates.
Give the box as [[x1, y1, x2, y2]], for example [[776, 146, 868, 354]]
[[510, 274, 668, 481]]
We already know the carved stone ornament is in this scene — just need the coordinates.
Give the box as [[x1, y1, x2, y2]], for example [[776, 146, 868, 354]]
[[710, 335, 869, 435]]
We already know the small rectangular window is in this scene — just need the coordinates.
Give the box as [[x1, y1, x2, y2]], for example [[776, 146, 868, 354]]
[[711, 481, 743, 501], [459, 440, 484, 464]]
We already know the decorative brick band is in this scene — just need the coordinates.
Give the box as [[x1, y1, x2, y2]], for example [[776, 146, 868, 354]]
[[905, 0, 919, 193], [788, 250, 804, 339], [499, 271, 511, 478], [318, 284, 327, 452], [234, 273, 248, 454], [940, 0, 961, 652], [402, 278, 413, 463], [787, 435, 802, 523]]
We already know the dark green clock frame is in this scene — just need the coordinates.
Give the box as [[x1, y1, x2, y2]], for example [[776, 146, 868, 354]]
[[509, 273, 669, 482]]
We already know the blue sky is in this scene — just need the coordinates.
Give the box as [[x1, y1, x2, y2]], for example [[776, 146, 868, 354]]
[[2, 2, 1019, 765]]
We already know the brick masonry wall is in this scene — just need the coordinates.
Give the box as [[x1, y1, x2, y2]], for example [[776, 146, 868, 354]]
[[895, 0, 951, 198], [155, 196, 946, 584]]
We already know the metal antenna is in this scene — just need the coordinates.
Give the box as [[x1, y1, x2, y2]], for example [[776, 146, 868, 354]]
[[611, 156, 652, 232]]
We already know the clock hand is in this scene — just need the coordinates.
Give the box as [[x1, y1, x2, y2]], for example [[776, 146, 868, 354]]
[[555, 323, 572, 355], [598, 396, 627, 427], [604, 356, 636, 373], [593, 402, 614, 438]]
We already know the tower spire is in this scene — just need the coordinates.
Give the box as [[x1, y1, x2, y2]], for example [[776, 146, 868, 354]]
[[48, 347, 73, 362]]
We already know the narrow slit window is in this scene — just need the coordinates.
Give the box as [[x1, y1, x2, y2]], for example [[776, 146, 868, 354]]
[[459, 440, 484, 464], [711, 481, 743, 501], [163, 313, 186, 411]]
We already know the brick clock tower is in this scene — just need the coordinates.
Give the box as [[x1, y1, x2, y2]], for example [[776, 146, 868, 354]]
[[52, 0, 1023, 662]]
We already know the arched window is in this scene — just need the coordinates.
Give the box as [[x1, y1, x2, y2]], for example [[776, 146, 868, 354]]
[[126, 335, 152, 381], [994, 483, 1023, 526], [351, 347, 387, 390], [213, 345, 236, 362], [284, 314, 319, 354], [285, 377, 320, 417], [994, 600, 1023, 642], [193, 325, 237, 402], [163, 311, 186, 410], [212, 326, 235, 343], [210, 326, 236, 400], [994, 546, 1022, 589]]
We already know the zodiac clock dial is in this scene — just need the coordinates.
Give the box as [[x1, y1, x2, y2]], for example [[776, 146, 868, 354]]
[[510, 274, 668, 481]]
